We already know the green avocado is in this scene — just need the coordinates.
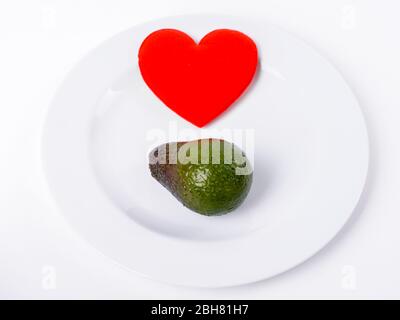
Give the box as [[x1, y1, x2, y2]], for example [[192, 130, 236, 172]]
[[149, 139, 253, 216]]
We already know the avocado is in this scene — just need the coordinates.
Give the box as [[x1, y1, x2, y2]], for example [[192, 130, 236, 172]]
[[149, 139, 253, 216]]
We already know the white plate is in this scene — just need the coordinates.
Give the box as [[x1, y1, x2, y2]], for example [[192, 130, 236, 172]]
[[42, 15, 369, 287]]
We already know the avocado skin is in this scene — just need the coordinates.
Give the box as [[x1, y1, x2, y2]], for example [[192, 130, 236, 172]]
[[149, 139, 253, 216]]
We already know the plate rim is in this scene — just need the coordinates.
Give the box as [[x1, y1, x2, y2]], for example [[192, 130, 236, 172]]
[[41, 14, 370, 287]]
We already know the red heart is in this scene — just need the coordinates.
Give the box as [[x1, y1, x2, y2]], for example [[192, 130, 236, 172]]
[[138, 29, 258, 127]]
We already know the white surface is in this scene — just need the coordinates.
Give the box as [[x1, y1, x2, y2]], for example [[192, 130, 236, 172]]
[[43, 15, 368, 287], [0, 0, 399, 298]]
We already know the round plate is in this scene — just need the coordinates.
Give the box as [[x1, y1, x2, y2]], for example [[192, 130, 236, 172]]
[[42, 15, 369, 287]]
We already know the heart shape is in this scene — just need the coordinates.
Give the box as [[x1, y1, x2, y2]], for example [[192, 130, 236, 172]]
[[138, 29, 258, 127]]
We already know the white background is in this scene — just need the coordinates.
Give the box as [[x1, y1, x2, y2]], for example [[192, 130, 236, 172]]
[[0, 0, 399, 299]]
